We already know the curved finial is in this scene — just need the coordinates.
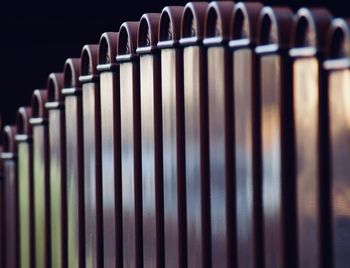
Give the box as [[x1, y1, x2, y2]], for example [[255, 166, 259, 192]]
[[16, 107, 33, 136], [2, 126, 17, 154], [158, 6, 184, 48], [230, 2, 263, 47], [47, 73, 64, 104], [204, 1, 235, 45], [291, 8, 332, 55], [79, 44, 99, 83], [117, 22, 139, 62], [63, 58, 81, 88], [256, 6, 294, 52], [137, 13, 161, 53], [181, 2, 208, 45], [327, 18, 350, 59], [30, 89, 48, 123], [98, 32, 119, 71]]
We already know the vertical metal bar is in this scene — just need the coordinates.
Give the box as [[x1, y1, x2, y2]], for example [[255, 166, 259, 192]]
[[29, 89, 50, 268], [203, 2, 235, 267], [290, 9, 332, 268], [45, 73, 67, 268], [324, 18, 350, 268], [229, 3, 263, 268], [62, 58, 85, 268], [255, 7, 295, 268], [15, 107, 34, 268], [328, 68, 350, 267], [1, 126, 18, 268], [97, 32, 122, 268], [158, 6, 186, 268], [294, 57, 321, 265], [137, 13, 163, 268], [116, 22, 142, 268], [180, 3, 210, 268], [79, 45, 103, 268]]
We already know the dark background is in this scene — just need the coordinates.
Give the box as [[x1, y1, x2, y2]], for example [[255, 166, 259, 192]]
[[0, 0, 345, 125]]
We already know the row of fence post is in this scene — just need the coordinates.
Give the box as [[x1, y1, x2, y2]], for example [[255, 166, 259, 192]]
[[0, 1, 350, 268]]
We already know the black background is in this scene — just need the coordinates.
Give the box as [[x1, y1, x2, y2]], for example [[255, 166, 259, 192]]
[[0, 0, 345, 125]]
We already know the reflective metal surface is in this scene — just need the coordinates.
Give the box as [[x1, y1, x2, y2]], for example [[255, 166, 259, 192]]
[[329, 69, 350, 268], [120, 62, 142, 268], [161, 48, 186, 268], [65, 95, 85, 268], [261, 55, 282, 268], [17, 140, 34, 268], [294, 58, 321, 267], [140, 54, 163, 268], [3, 154, 18, 268], [48, 109, 67, 268], [234, 48, 261, 268], [207, 46, 234, 268], [33, 124, 50, 268], [100, 71, 122, 268], [82, 81, 103, 268], [184, 45, 210, 268]]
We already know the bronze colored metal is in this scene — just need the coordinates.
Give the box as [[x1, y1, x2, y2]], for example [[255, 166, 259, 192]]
[[180, 2, 210, 268], [158, 6, 187, 268], [229, 3, 263, 268], [97, 32, 122, 268], [290, 8, 332, 268], [45, 73, 67, 268], [324, 18, 350, 268], [116, 21, 142, 268], [255, 7, 296, 268], [29, 89, 50, 268], [137, 13, 163, 268], [62, 58, 85, 268], [79, 45, 103, 268], [1, 125, 18, 268], [16, 107, 34, 268], [203, 2, 235, 267]]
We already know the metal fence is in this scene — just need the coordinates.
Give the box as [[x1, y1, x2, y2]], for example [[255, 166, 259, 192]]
[[0, 1, 349, 268]]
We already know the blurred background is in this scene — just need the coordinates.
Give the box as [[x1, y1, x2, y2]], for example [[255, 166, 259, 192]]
[[0, 0, 345, 125]]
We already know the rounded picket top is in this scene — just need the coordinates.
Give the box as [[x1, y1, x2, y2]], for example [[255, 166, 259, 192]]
[[2, 126, 17, 158], [255, 6, 294, 53], [290, 8, 332, 57], [323, 18, 350, 70], [116, 22, 139, 62], [46, 73, 65, 107], [137, 13, 161, 54], [16, 107, 33, 137], [204, 1, 235, 45], [158, 6, 184, 48], [97, 32, 119, 72], [79, 44, 99, 83], [230, 2, 264, 47], [180, 2, 208, 45], [63, 58, 82, 88], [30, 89, 48, 125]]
